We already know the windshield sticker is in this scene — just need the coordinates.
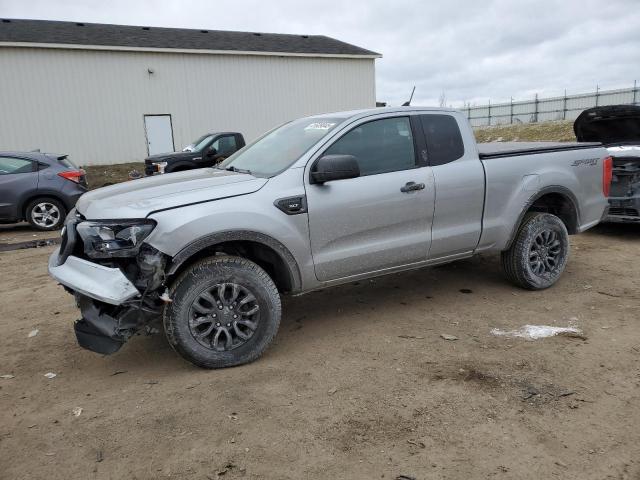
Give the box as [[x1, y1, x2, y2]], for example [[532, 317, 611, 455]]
[[305, 122, 336, 131]]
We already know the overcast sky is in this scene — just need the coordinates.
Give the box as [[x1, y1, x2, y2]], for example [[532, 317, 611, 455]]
[[1, 0, 639, 107]]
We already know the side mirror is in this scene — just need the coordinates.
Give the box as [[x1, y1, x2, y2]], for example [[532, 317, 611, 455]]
[[207, 147, 218, 157], [310, 154, 360, 184]]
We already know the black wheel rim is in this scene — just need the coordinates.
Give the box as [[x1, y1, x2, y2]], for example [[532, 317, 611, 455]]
[[188, 283, 260, 351], [529, 229, 562, 276]]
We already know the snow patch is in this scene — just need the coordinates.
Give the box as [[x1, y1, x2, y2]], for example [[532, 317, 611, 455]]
[[491, 324, 582, 340]]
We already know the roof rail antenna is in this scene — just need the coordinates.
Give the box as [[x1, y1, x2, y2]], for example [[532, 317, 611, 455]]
[[402, 86, 415, 106]]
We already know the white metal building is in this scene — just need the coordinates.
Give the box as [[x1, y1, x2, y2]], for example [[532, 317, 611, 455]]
[[0, 19, 380, 165]]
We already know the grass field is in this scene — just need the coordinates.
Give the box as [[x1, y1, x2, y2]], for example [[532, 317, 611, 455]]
[[83, 121, 578, 189], [474, 120, 576, 142]]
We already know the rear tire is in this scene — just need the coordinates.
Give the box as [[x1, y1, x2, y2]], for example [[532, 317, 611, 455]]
[[501, 212, 569, 290], [25, 197, 66, 231], [163, 255, 281, 368]]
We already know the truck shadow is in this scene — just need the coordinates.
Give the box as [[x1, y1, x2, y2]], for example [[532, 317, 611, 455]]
[[278, 254, 506, 335], [585, 222, 640, 239]]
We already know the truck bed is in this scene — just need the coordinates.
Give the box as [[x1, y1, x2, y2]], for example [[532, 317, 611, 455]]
[[476, 141, 608, 252], [478, 141, 602, 159]]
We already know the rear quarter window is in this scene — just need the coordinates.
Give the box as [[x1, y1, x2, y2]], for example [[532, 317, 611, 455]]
[[419, 114, 465, 166]]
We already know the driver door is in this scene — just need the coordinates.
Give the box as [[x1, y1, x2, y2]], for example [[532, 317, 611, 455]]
[[305, 115, 435, 282]]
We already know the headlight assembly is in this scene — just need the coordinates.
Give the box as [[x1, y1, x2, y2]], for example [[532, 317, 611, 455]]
[[76, 220, 156, 258]]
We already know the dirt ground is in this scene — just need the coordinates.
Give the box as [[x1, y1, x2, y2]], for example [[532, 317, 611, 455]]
[[83, 162, 145, 189], [0, 223, 639, 480]]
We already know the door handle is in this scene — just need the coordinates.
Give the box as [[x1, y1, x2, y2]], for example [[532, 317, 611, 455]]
[[400, 181, 425, 193]]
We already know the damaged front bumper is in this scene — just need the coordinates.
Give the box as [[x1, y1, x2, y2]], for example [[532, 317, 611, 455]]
[[48, 247, 140, 305], [48, 244, 167, 355], [72, 294, 162, 354]]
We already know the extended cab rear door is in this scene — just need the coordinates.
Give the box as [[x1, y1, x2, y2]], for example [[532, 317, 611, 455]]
[[305, 114, 435, 282], [418, 113, 485, 259]]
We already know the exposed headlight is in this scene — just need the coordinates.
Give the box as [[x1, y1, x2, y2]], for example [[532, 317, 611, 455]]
[[76, 220, 156, 258], [155, 161, 168, 174]]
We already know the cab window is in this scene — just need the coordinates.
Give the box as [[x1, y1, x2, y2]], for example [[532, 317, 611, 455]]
[[324, 117, 416, 176], [211, 135, 237, 156]]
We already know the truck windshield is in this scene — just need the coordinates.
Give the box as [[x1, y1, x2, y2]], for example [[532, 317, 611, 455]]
[[218, 117, 344, 177], [183, 134, 214, 152]]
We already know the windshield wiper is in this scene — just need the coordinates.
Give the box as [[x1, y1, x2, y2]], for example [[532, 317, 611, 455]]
[[225, 166, 252, 175]]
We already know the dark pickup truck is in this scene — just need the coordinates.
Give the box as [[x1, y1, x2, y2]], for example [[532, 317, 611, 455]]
[[145, 132, 245, 176]]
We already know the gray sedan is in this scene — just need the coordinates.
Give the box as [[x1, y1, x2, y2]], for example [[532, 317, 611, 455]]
[[0, 151, 88, 230]]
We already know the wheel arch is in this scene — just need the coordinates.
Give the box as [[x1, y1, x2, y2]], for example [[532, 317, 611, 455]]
[[20, 192, 68, 218], [505, 186, 580, 250], [166, 230, 303, 294]]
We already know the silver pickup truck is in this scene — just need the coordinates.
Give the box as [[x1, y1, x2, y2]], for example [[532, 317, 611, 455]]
[[48, 107, 611, 368]]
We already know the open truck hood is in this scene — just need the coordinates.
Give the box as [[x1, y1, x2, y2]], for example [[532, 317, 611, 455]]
[[574, 105, 640, 145], [77, 168, 267, 219]]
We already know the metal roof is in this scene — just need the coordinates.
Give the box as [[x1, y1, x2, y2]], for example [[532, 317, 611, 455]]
[[0, 18, 381, 58]]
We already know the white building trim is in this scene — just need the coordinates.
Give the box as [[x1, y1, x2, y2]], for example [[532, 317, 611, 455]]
[[0, 41, 382, 59]]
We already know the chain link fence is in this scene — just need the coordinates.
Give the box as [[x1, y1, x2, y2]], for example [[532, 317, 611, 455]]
[[466, 82, 640, 127]]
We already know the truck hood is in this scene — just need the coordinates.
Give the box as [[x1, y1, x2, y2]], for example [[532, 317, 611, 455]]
[[145, 151, 198, 163], [76, 168, 267, 219], [574, 105, 640, 144]]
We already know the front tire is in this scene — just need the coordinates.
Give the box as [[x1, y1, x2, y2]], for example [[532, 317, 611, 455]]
[[163, 256, 281, 368], [25, 197, 66, 231], [501, 212, 569, 290]]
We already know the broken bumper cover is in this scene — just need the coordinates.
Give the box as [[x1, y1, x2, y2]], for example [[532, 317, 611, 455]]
[[48, 247, 140, 305], [606, 197, 640, 223], [73, 295, 145, 355]]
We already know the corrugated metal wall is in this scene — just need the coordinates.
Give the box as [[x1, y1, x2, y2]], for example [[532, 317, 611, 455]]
[[0, 47, 376, 165], [466, 86, 640, 127]]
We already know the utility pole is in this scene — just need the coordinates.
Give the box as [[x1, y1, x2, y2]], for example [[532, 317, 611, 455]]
[[562, 89, 567, 120], [487, 99, 491, 126], [533, 93, 539, 123], [510, 97, 514, 124]]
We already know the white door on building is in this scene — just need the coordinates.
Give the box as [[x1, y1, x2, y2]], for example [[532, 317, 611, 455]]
[[144, 115, 174, 156]]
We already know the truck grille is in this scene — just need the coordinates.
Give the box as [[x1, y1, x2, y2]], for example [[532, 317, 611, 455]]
[[609, 207, 639, 217]]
